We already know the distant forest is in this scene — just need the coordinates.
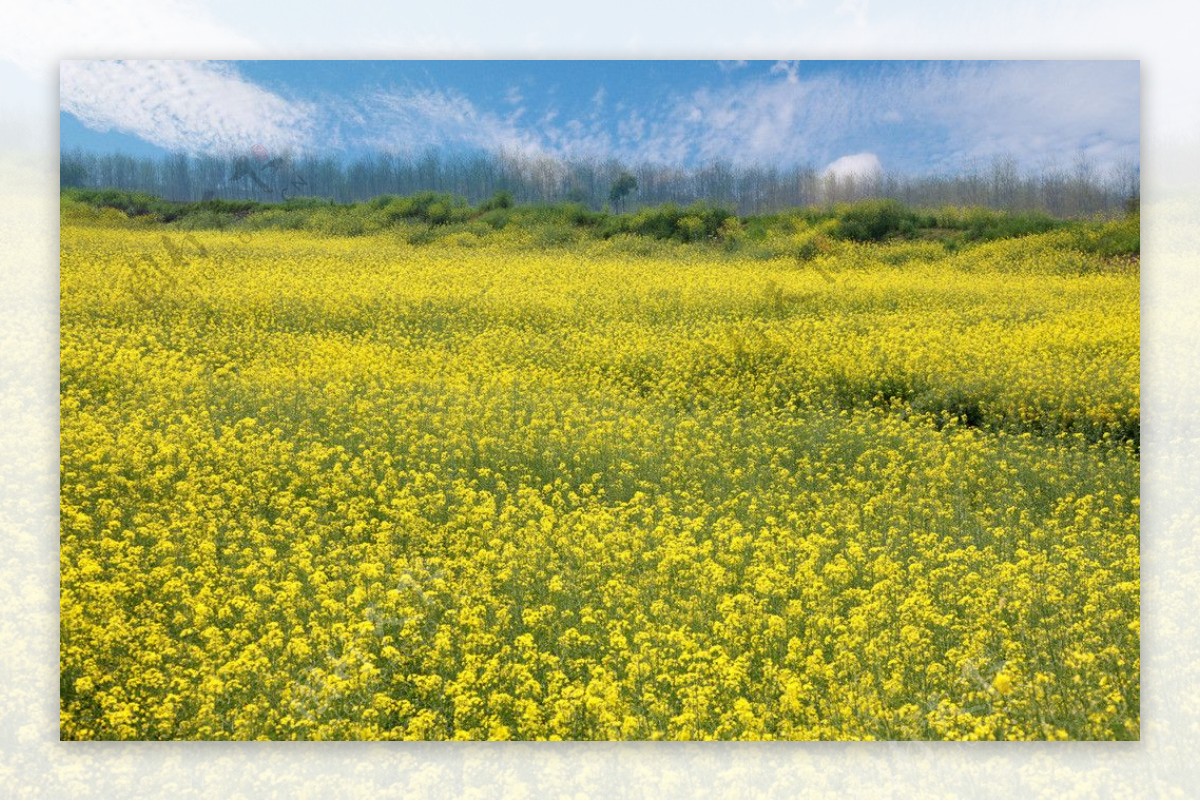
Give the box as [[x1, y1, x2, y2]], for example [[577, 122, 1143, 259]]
[[60, 148, 1139, 217]]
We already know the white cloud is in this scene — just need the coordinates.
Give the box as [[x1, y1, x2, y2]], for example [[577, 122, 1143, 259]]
[[617, 111, 646, 143], [346, 62, 1136, 177], [770, 60, 800, 84], [57, 59, 1141, 178], [3, 0, 256, 154], [883, 61, 1140, 174], [353, 86, 545, 158], [60, 60, 313, 155], [823, 152, 882, 179], [608, 61, 1139, 174]]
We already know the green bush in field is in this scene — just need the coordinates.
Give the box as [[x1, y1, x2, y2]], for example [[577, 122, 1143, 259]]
[[62, 188, 178, 218], [516, 202, 602, 229], [600, 202, 736, 243], [477, 208, 512, 230], [933, 206, 1063, 243], [60, 189, 1138, 262], [477, 190, 514, 213], [832, 199, 924, 242], [374, 192, 472, 226], [1075, 213, 1139, 257]]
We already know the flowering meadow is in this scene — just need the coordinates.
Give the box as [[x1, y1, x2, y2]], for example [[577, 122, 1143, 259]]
[[60, 212, 1138, 740]]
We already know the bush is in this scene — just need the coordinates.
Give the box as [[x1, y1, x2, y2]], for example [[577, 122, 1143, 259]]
[[940, 207, 1062, 243], [244, 208, 312, 231], [478, 190, 514, 213], [795, 232, 831, 261], [377, 192, 471, 226], [515, 203, 601, 230], [477, 208, 512, 230], [560, 202, 600, 227], [833, 199, 922, 242], [62, 188, 174, 218], [63, 189, 273, 227], [62, 189, 1131, 260], [717, 217, 744, 249], [1074, 213, 1139, 257], [535, 224, 580, 247], [602, 202, 736, 243], [60, 198, 130, 225]]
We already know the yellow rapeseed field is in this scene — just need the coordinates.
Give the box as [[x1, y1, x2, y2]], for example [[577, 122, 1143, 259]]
[[60, 218, 1139, 740]]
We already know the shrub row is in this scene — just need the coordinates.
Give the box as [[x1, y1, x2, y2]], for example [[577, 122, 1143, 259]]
[[61, 189, 1138, 256]]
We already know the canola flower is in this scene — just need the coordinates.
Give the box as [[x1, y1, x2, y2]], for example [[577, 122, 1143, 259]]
[[60, 219, 1139, 740]]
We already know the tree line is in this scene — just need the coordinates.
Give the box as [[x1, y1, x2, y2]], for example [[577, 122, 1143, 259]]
[[60, 148, 1138, 218]]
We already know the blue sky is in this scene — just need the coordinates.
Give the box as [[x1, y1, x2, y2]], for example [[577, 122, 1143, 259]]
[[59, 60, 1139, 178]]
